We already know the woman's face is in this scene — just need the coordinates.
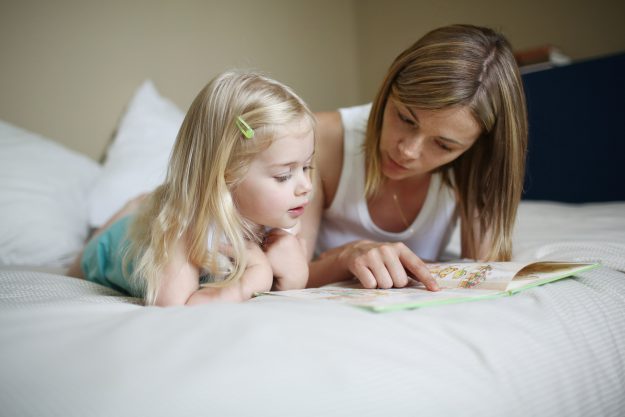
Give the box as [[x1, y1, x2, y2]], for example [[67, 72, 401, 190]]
[[379, 97, 482, 181]]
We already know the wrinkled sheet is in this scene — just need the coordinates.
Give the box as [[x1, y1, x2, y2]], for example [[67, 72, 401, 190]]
[[1, 201, 624, 417]]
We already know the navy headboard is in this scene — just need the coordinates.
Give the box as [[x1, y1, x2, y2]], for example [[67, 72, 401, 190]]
[[521, 52, 625, 202]]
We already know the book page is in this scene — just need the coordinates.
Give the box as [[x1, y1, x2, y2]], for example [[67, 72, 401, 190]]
[[261, 282, 500, 312], [506, 262, 598, 291], [427, 262, 527, 291], [258, 262, 598, 312]]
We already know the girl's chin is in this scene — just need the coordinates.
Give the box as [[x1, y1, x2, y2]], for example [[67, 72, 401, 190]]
[[262, 219, 298, 232]]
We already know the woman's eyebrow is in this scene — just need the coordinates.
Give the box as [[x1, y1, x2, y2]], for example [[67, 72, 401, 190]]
[[405, 106, 419, 123], [402, 104, 465, 146], [437, 136, 463, 146]]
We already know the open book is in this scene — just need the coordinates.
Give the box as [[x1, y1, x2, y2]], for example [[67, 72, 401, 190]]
[[258, 261, 599, 313]]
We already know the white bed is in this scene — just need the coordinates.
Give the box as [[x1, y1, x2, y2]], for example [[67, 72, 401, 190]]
[[1, 82, 624, 417]]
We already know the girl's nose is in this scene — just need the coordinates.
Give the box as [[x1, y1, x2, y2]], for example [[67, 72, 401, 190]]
[[296, 170, 313, 195]]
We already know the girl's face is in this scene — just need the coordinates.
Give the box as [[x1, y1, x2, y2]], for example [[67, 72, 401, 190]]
[[233, 117, 315, 230], [379, 97, 482, 181]]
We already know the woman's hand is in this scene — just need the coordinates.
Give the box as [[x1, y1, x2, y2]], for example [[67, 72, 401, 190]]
[[328, 240, 439, 291], [263, 228, 309, 290]]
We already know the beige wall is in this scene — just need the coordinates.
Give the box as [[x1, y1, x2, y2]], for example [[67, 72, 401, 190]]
[[355, 0, 625, 102], [1, 0, 624, 160], [0, 0, 360, 159]]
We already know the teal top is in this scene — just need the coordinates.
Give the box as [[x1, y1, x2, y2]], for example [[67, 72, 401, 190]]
[[81, 215, 228, 298], [81, 215, 139, 296]]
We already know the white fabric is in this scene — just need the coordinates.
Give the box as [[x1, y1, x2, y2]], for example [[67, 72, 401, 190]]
[[87, 80, 184, 227], [1, 201, 624, 417], [0, 120, 100, 268], [317, 104, 457, 260]]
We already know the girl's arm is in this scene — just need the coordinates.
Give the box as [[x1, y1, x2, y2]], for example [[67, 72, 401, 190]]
[[263, 228, 309, 290], [154, 239, 272, 306], [186, 242, 272, 305]]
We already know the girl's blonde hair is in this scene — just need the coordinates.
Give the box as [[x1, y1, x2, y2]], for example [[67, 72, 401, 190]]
[[126, 70, 314, 304], [364, 24, 528, 261]]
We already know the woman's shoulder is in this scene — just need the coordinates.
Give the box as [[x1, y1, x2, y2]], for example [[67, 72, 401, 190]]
[[314, 103, 371, 154], [337, 103, 372, 134], [313, 111, 343, 204], [314, 104, 372, 205]]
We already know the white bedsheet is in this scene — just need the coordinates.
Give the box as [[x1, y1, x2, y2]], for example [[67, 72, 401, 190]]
[[1, 201, 624, 417]]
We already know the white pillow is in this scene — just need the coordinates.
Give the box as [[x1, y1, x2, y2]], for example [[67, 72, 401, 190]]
[[88, 80, 184, 227], [0, 120, 101, 268]]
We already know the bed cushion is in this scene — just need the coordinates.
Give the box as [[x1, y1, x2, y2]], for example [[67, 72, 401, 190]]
[[0, 120, 101, 268], [87, 80, 184, 227]]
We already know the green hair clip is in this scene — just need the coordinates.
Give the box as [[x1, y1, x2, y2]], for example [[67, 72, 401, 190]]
[[235, 116, 254, 139]]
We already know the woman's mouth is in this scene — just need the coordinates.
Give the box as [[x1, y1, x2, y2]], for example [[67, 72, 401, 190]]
[[385, 154, 410, 172]]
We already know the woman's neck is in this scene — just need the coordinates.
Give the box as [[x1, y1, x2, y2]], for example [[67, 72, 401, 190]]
[[367, 173, 432, 233]]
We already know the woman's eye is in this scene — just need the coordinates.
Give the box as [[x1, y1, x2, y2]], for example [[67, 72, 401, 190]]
[[397, 111, 415, 126], [436, 141, 452, 152]]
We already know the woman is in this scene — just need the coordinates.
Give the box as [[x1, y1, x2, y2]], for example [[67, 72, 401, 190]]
[[299, 24, 528, 290]]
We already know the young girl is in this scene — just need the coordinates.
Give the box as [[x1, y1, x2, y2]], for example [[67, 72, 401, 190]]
[[68, 71, 315, 306]]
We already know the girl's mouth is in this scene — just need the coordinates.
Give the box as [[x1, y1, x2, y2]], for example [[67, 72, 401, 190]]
[[288, 203, 307, 217]]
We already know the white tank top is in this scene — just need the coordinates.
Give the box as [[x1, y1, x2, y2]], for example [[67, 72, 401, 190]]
[[316, 104, 458, 261]]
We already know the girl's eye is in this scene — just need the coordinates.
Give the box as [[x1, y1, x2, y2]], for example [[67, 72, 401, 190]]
[[275, 174, 291, 183], [303, 165, 314, 173]]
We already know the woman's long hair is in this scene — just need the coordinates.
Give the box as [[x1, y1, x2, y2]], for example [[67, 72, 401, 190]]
[[126, 71, 314, 304], [364, 24, 528, 261]]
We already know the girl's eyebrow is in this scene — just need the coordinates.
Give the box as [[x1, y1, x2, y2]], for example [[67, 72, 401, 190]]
[[268, 150, 315, 168]]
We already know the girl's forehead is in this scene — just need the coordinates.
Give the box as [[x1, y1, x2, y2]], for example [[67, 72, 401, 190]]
[[254, 127, 315, 166], [274, 116, 314, 135]]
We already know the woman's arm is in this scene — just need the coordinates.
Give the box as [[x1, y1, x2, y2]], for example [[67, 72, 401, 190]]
[[460, 216, 494, 261], [298, 111, 343, 259], [309, 240, 438, 290], [298, 111, 343, 283], [301, 110, 438, 291]]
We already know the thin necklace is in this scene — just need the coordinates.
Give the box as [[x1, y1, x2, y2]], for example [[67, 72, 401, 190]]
[[392, 192, 412, 230]]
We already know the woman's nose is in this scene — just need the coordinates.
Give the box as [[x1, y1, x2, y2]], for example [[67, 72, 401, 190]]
[[397, 135, 424, 159]]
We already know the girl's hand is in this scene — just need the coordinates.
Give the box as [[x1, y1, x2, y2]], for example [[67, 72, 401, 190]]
[[328, 240, 439, 291], [239, 240, 274, 296], [186, 241, 272, 305], [263, 228, 309, 290]]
